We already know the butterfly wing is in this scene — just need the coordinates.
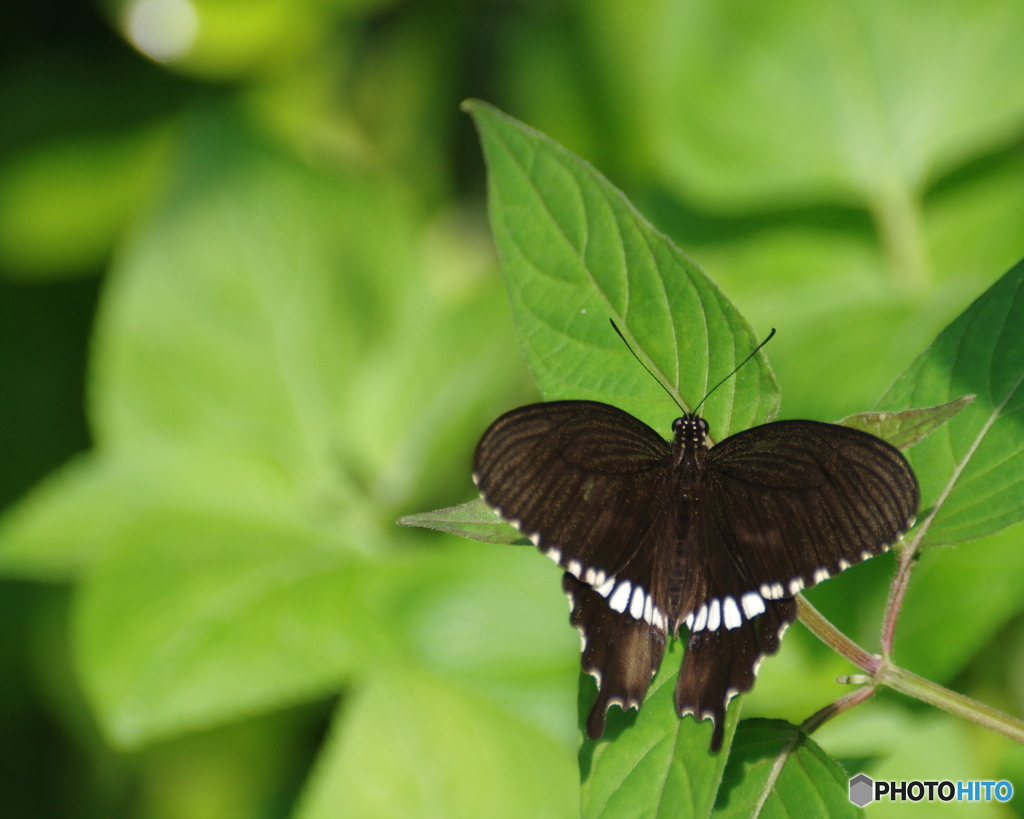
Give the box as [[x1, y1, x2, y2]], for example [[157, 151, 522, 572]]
[[703, 419, 919, 604], [473, 400, 676, 735], [563, 573, 667, 739], [667, 420, 918, 749], [675, 597, 796, 751]]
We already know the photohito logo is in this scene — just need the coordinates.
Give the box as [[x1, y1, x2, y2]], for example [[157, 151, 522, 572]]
[[849, 773, 1013, 806]]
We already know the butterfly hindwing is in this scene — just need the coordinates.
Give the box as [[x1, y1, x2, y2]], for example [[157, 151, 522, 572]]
[[563, 573, 667, 739], [675, 597, 797, 751]]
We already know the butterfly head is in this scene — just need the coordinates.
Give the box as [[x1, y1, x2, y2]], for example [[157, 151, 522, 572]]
[[672, 413, 710, 448]]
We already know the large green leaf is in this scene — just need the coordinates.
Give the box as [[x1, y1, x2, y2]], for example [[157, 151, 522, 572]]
[[0, 448, 309, 581], [0, 109, 531, 756], [878, 259, 1024, 546], [295, 671, 578, 819], [91, 114, 414, 496], [582, 0, 1024, 211], [713, 719, 859, 818], [464, 100, 779, 443], [74, 509, 393, 748], [391, 541, 579, 747]]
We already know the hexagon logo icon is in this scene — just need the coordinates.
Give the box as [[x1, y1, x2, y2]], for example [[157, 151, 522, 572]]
[[849, 773, 874, 807]]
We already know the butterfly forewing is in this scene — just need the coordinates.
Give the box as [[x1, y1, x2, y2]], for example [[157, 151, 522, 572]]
[[474, 401, 675, 622], [704, 420, 919, 599]]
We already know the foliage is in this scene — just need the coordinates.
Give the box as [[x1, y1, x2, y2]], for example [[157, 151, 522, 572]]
[[3, 1, 1024, 817], [410, 102, 1024, 815]]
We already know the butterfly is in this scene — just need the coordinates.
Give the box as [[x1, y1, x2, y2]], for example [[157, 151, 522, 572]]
[[472, 331, 919, 751]]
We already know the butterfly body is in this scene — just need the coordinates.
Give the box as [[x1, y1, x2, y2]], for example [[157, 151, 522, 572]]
[[473, 400, 918, 750]]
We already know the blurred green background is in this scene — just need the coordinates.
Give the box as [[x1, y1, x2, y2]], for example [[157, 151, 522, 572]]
[[2, 0, 1024, 816]]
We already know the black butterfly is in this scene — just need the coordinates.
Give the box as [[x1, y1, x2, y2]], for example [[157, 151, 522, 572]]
[[473, 388, 918, 751]]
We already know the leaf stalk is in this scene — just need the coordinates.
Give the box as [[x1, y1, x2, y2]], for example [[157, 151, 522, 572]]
[[796, 596, 1024, 743]]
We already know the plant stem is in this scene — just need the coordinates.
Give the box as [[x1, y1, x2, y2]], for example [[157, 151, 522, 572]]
[[880, 541, 916, 656], [875, 660, 1024, 745], [797, 595, 1024, 744], [872, 184, 930, 293], [801, 686, 877, 736], [796, 596, 880, 674]]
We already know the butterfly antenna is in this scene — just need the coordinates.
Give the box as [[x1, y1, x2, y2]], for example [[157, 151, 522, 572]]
[[693, 328, 776, 414], [609, 319, 686, 412]]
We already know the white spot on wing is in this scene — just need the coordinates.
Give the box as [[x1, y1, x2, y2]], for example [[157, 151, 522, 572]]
[[545, 547, 561, 563], [584, 568, 597, 585], [789, 578, 804, 595], [684, 611, 695, 630], [692, 604, 709, 632], [813, 568, 830, 584], [643, 595, 653, 624], [596, 577, 615, 597], [771, 582, 784, 598], [707, 598, 722, 631], [630, 586, 645, 620], [722, 596, 741, 630], [609, 581, 632, 613], [529, 533, 541, 546], [568, 560, 582, 578], [837, 558, 850, 571], [741, 591, 765, 618]]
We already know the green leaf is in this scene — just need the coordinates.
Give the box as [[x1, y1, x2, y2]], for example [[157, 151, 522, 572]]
[[580, 642, 736, 819], [398, 499, 529, 545], [295, 671, 578, 819], [0, 128, 167, 280], [0, 455, 125, 579], [463, 100, 779, 444], [92, 114, 414, 490], [75, 509, 392, 748], [585, 0, 1024, 211], [713, 719, 860, 818], [838, 395, 974, 450], [926, 149, 1024, 287], [0, 448, 312, 581], [6, 109, 528, 754], [879, 258, 1024, 546], [394, 542, 579, 746]]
